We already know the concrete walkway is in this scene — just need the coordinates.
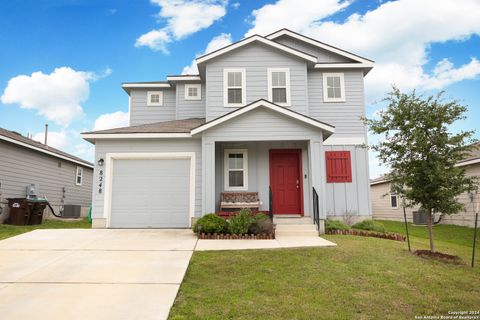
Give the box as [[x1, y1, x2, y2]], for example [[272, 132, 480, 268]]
[[0, 228, 335, 320], [0, 229, 197, 320]]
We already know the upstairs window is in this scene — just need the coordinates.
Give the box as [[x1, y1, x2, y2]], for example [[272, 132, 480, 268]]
[[326, 151, 352, 183], [268, 68, 291, 106], [185, 84, 201, 100], [224, 149, 248, 191], [147, 91, 163, 106], [323, 73, 345, 102], [75, 166, 83, 186], [224, 69, 246, 107]]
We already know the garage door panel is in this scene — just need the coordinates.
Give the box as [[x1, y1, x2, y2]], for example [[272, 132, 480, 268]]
[[110, 158, 191, 228]]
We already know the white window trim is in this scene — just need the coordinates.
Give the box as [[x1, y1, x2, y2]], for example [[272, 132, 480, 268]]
[[390, 193, 399, 209], [147, 91, 163, 106], [184, 84, 202, 100], [267, 68, 291, 106], [224, 149, 248, 191], [223, 68, 246, 107], [75, 166, 83, 186], [323, 72, 346, 102]]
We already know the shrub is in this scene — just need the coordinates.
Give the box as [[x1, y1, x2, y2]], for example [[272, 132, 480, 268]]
[[228, 208, 254, 234], [249, 213, 274, 234], [193, 214, 229, 234], [352, 220, 385, 233], [325, 219, 351, 231]]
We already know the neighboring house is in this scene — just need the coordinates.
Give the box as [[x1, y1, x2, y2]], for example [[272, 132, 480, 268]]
[[0, 127, 94, 222], [82, 29, 375, 231], [370, 144, 480, 227]]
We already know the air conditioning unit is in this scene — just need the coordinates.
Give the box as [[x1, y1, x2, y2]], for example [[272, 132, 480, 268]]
[[412, 210, 428, 225], [63, 205, 81, 218]]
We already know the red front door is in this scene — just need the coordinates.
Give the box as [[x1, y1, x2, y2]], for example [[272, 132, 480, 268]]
[[269, 149, 303, 215]]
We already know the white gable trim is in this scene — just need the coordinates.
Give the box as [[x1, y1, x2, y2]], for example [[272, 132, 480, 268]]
[[81, 133, 192, 142], [122, 83, 171, 89], [314, 63, 374, 69], [191, 100, 335, 135], [196, 35, 317, 64], [0, 135, 93, 169], [266, 29, 374, 65]]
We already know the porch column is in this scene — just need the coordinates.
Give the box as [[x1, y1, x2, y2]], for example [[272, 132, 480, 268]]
[[202, 136, 216, 214], [309, 138, 327, 232]]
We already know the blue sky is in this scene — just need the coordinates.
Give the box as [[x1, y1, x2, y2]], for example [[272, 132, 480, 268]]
[[0, 0, 479, 178]]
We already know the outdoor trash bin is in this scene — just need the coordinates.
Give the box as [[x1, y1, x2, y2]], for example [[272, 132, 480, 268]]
[[28, 199, 48, 225], [6, 198, 33, 225]]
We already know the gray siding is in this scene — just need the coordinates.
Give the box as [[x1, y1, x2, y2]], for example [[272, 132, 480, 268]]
[[324, 144, 371, 216], [130, 89, 176, 125], [0, 140, 93, 221], [308, 70, 366, 137], [203, 107, 321, 141], [205, 43, 309, 121], [92, 138, 202, 219], [176, 83, 206, 120], [274, 35, 354, 63]]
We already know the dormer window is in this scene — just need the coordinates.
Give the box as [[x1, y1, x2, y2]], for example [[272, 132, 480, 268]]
[[323, 73, 345, 102], [185, 84, 201, 100], [147, 91, 163, 106], [268, 68, 291, 106], [224, 68, 246, 107]]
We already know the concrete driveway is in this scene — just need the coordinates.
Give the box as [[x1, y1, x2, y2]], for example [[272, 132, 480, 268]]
[[0, 229, 197, 320]]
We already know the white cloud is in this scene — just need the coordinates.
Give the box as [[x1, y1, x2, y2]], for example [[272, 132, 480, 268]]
[[93, 111, 129, 131], [74, 143, 95, 160], [182, 33, 232, 74], [246, 0, 480, 101], [32, 130, 69, 149], [1, 67, 110, 126], [135, 0, 228, 53]]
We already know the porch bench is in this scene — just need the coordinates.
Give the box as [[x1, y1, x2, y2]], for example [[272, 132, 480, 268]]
[[220, 192, 262, 211]]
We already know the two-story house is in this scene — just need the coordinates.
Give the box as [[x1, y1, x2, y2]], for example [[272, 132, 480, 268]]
[[82, 29, 374, 232]]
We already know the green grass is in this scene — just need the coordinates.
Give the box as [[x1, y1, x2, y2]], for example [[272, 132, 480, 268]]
[[0, 218, 91, 240], [169, 222, 480, 320]]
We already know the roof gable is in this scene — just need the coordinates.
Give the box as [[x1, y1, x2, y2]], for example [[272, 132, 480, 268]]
[[266, 29, 374, 65], [190, 99, 334, 137], [196, 35, 318, 65]]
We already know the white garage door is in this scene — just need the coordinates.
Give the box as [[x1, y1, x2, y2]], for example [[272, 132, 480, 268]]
[[110, 158, 191, 228]]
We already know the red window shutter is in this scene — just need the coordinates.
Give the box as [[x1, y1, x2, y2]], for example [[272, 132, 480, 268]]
[[326, 151, 352, 183]]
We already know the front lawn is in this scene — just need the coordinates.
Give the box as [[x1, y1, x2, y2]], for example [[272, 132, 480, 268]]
[[0, 218, 91, 240], [170, 222, 480, 320]]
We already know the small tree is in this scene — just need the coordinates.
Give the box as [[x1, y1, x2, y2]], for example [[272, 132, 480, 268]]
[[365, 88, 478, 252]]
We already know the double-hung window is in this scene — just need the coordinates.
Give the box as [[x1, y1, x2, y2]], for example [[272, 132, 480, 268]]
[[268, 68, 291, 106], [147, 91, 163, 106], [224, 149, 248, 191], [390, 193, 399, 209], [224, 69, 246, 107], [323, 73, 345, 102], [75, 166, 83, 186]]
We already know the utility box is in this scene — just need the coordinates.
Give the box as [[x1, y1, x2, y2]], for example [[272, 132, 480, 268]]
[[413, 210, 428, 225], [63, 205, 81, 218]]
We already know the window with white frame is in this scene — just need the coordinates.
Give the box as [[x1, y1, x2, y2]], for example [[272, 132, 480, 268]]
[[75, 166, 83, 186], [268, 68, 291, 106], [390, 193, 399, 209], [147, 91, 163, 106], [224, 149, 248, 191], [224, 69, 246, 107], [185, 84, 201, 100], [323, 73, 345, 102]]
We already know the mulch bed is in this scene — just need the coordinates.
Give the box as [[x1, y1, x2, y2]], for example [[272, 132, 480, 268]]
[[198, 233, 275, 240], [326, 229, 406, 242], [414, 250, 463, 264]]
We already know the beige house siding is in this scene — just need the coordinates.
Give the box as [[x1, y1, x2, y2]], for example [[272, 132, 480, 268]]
[[371, 163, 479, 227]]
